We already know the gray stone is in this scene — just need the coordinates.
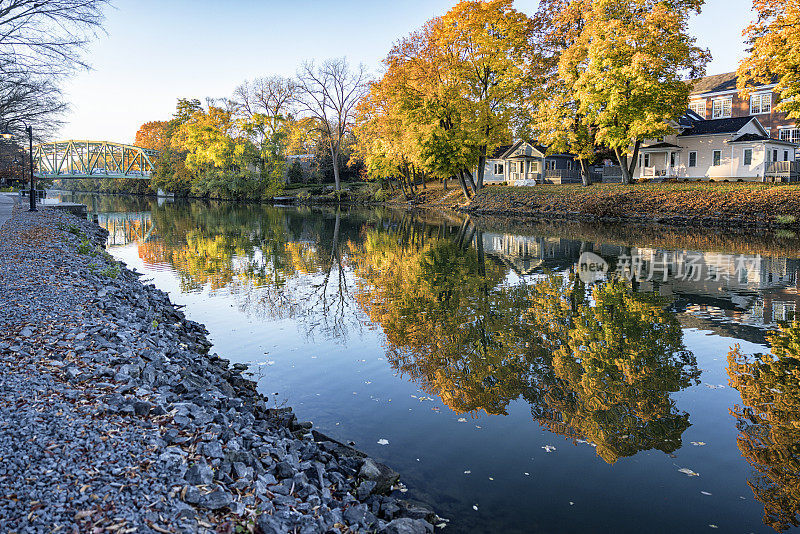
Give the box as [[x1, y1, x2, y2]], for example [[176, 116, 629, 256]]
[[185, 462, 214, 485], [357, 480, 377, 501], [275, 461, 294, 479], [202, 440, 224, 459], [359, 458, 400, 495], [379, 518, 434, 534], [198, 488, 232, 510]]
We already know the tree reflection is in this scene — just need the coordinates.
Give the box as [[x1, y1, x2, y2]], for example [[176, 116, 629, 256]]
[[728, 321, 800, 532], [350, 220, 699, 464]]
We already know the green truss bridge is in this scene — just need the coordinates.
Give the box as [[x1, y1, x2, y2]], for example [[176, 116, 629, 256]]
[[33, 140, 160, 179]]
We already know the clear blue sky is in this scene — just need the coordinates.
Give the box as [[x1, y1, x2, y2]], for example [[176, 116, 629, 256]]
[[59, 0, 755, 143]]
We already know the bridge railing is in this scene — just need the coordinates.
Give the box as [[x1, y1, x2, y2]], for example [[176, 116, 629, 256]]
[[33, 140, 159, 179]]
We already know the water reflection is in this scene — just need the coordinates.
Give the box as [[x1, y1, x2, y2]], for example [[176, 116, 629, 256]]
[[52, 191, 800, 532], [729, 321, 800, 532]]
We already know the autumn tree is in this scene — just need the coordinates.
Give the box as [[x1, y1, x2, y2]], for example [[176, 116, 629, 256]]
[[530, 0, 595, 186], [296, 58, 368, 191], [536, 0, 709, 184], [737, 0, 800, 121], [233, 76, 297, 183], [134, 121, 170, 151], [728, 321, 800, 532], [436, 0, 533, 190]]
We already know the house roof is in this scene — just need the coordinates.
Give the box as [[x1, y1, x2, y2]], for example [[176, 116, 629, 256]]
[[730, 133, 770, 143], [489, 145, 512, 159], [689, 71, 779, 96], [641, 142, 683, 150], [499, 140, 575, 159], [730, 133, 798, 146], [678, 116, 757, 136], [689, 72, 737, 95]]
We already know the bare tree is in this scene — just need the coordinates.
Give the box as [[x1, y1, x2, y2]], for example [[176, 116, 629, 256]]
[[0, 0, 107, 76], [295, 58, 367, 191], [234, 76, 297, 132], [0, 0, 108, 137]]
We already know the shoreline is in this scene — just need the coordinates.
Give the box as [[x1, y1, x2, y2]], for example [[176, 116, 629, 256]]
[[0, 204, 438, 533], [50, 182, 800, 230]]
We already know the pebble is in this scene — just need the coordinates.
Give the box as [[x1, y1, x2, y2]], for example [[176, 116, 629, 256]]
[[0, 206, 438, 532]]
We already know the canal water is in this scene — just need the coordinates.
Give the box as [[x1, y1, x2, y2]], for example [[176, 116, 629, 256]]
[[55, 193, 800, 533]]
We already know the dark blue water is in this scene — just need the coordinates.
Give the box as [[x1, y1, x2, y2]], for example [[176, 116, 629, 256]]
[[56, 192, 800, 533]]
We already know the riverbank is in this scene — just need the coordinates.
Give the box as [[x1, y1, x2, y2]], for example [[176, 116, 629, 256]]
[[462, 182, 800, 228], [0, 204, 438, 533]]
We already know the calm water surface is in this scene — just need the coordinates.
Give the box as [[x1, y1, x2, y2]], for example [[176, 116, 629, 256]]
[[55, 192, 800, 533]]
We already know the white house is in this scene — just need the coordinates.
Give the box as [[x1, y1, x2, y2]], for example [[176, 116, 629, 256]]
[[478, 141, 579, 186], [636, 112, 799, 181]]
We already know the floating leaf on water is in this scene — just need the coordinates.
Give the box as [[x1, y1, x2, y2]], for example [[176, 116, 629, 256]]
[[569, 502, 574, 506], [488, 477, 494, 481], [701, 491, 712, 496], [464, 470, 471, 474], [457, 418, 467, 423], [709, 525, 718, 529], [475, 425, 482, 429], [691, 441, 706, 446], [542, 445, 556, 453], [524, 472, 530, 476], [472, 505, 478, 511], [377, 439, 389, 445], [678, 467, 700, 477]]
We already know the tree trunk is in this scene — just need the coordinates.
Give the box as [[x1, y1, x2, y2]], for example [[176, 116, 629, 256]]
[[330, 144, 341, 191], [627, 140, 642, 180], [476, 154, 486, 190], [463, 168, 478, 194], [614, 147, 631, 185], [442, 177, 447, 190], [579, 159, 591, 187], [457, 171, 472, 199]]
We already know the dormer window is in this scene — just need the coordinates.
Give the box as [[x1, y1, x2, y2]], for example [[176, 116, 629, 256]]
[[689, 100, 706, 117], [712, 96, 732, 119], [750, 92, 772, 115]]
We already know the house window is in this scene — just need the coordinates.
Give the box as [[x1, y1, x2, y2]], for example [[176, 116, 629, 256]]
[[689, 100, 706, 117], [670, 153, 676, 167], [644, 154, 650, 167], [493, 163, 503, 175], [750, 92, 772, 115], [780, 128, 800, 144], [712, 96, 732, 119], [689, 151, 697, 167], [785, 150, 790, 161], [712, 150, 721, 166], [744, 149, 753, 165], [531, 161, 539, 172], [774, 149, 779, 162]]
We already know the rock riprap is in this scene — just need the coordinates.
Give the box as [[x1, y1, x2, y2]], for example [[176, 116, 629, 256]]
[[0, 205, 438, 533]]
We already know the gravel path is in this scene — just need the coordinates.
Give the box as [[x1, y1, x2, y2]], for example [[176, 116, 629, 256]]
[[0, 206, 438, 534]]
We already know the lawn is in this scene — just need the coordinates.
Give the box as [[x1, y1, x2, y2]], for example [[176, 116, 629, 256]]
[[468, 182, 800, 224]]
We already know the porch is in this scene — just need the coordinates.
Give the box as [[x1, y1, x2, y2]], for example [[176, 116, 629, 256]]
[[765, 161, 800, 182], [640, 143, 684, 180]]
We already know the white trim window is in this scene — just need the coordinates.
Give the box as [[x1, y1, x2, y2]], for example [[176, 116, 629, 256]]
[[712, 96, 732, 119], [712, 150, 722, 166], [744, 148, 753, 166], [688, 151, 697, 167], [493, 163, 504, 175], [689, 100, 706, 117], [780, 128, 800, 144], [750, 92, 772, 115], [531, 161, 539, 172], [644, 154, 651, 167]]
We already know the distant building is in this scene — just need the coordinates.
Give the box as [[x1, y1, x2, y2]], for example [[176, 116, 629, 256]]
[[636, 112, 798, 181], [478, 141, 579, 186], [688, 72, 797, 144]]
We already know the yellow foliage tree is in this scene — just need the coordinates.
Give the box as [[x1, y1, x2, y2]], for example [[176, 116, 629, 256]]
[[738, 0, 800, 120]]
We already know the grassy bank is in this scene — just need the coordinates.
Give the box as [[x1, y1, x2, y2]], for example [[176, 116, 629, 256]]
[[464, 182, 800, 227]]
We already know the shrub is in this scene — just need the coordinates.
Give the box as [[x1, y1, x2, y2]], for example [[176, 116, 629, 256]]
[[776, 214, 797, 225]]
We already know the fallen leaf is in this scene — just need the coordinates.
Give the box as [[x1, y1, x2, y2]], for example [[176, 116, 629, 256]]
[[377, 439, 389, 445]]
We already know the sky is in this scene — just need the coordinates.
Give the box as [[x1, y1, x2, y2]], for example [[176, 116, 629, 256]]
[[58, 0, 756, 144]]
